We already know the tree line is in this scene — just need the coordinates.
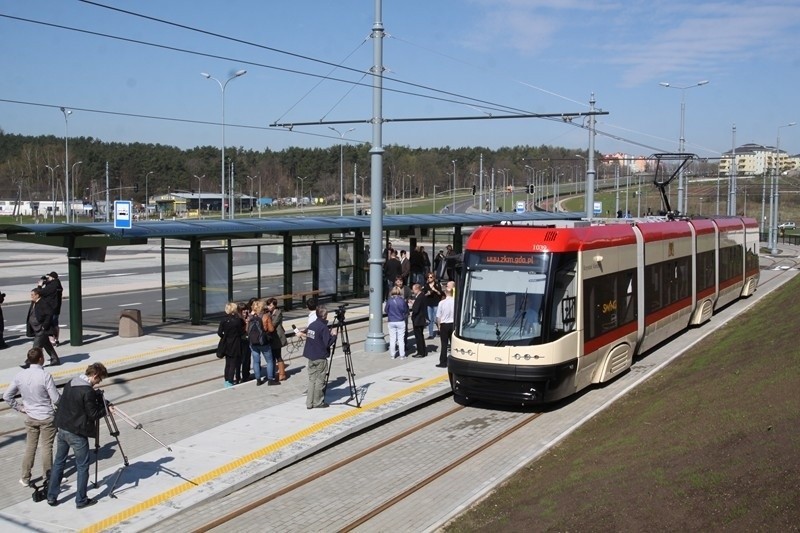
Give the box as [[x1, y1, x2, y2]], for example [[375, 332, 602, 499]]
[[0, 129, 592, 204]]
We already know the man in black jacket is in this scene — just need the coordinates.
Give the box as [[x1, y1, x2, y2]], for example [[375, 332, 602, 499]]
[[25, 288, 59, 367], [47, 362, 108, 508], [39, 272, 63, 346], [410, 283, 428, 358]]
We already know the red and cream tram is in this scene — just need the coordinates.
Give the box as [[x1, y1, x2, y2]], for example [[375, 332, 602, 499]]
[[448, 216, 760, 405]]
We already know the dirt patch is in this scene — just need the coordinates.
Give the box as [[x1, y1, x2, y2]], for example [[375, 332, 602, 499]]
[[445, 275, 800, 532]]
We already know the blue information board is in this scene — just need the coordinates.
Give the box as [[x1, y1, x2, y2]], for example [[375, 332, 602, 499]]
[[114, 200, 133, 229]]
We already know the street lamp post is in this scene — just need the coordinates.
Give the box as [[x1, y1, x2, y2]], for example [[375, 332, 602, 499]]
[[296, 176, 309, 214], [60, 107, 72, 222], [45, 164, 60, 222], [194, 174, 204, 219], [246, 175, 257, 215], [201, 69, 247, 220], [771, 122, 797, 254], [451, 159, 457, 214], [433, 185, 437, 214], [71, 161, 82, 219], [659, 80, 709, 214], [328, 127, 355, 216], [144, 171, 154, 220]]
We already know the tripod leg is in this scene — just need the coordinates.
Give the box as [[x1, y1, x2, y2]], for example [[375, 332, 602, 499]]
[[109, 465, 126, 499], [93, 420, 100, 488]]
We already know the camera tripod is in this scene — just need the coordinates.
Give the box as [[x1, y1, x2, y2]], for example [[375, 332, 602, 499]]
[[94, 392, 172, 498], [323, 305, 361, 407]]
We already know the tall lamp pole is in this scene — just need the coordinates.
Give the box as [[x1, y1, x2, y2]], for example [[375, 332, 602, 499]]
[[771, 122, 796, 254], [201, 69, 247, 219], [60, 107, 72, 222], [71, 161, 83, 218], [658, 80, 709, 214], [296, 176, 309, 214], [144, 171, 154, 220], [451, 159, 457, 214], [45, 164, 60, 222], [194, 174, 204, 219], [329, 127, 355, 216]]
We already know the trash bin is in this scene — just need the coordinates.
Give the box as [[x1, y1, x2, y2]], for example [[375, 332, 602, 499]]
[[119, 309, 143, 338]]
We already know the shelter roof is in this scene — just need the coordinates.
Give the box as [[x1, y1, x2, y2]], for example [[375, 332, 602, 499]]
[[0, 211, 582, 248]]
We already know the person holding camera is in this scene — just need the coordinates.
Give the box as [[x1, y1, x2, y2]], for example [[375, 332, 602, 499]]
[[302, 305, 337, 409], [3, 347, 60, 488], [0, 289, 7, 349], [38, 272, 63, 347], [47, 362, 109, 508], [25, 287, 60, 367]]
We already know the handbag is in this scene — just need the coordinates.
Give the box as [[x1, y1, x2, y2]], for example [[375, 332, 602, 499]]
[[216, 337, 225, 358]]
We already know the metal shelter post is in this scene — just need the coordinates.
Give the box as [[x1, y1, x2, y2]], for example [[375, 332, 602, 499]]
[[67, 245, 83, 346], [188, 239, 202, 325], [282, 234, 293, 311]]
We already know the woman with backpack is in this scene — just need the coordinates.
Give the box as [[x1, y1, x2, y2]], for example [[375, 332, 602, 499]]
[[248, 300, 279, 386], [266, 298, 288, 381], [217, 302, 247, 388]]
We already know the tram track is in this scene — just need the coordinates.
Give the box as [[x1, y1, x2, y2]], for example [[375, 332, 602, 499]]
[[175, 399, 542, 533]]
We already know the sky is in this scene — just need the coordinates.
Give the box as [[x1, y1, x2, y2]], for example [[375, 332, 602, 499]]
[[1, 0, 800, 161]]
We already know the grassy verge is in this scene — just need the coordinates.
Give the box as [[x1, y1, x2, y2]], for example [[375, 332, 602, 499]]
[[445, 274, 800, 532]]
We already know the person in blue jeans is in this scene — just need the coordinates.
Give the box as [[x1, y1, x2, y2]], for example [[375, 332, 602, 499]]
[[249, 300, 279, 386], [423, 273, 444, 338], [47, 362, 108, 508]]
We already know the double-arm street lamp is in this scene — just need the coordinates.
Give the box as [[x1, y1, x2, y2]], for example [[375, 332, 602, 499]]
[[194, 174, 204, 219], [770, 122, 797, 254], [328, 127, 355, 216], [201, 69, 247, 219], [60, 107, 72, 223], [659, 80, 709, 214], [45, 164, 60, 222]]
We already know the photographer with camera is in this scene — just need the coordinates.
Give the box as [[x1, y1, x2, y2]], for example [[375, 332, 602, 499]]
[[38, 272, 63, 347], [47, 362, 109, 509], [3, 347, 59, 488], [302, 305, 337, 409]]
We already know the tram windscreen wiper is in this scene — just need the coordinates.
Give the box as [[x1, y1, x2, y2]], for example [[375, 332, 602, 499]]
[[495, 287, 528, 346]]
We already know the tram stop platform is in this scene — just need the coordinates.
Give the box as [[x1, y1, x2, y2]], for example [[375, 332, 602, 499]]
[[0, 303, 452, 532]]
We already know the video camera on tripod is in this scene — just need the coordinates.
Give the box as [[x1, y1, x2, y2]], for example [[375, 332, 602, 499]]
[[332, 303, 348, 323]]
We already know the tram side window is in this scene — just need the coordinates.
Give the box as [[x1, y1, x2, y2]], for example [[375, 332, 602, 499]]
[[696, 250, 715, 293], [745, 245, 759, 273], [549, 255, 577, 339], [719, 244, 744, 282], [645, 256, 690, 312], [583, 268, 636, 342]]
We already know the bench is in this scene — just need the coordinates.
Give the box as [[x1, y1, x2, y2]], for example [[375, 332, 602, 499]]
[[267, 289, 322, 310]]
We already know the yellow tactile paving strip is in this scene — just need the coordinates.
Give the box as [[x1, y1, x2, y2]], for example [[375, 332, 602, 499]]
[[81, 373, 449, 533]]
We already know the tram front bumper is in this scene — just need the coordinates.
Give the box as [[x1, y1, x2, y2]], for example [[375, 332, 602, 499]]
[[448, 356, 577, 405]]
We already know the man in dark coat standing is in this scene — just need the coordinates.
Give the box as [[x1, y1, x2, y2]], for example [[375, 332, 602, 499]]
[[384, 249, 402, 301], [410, 283, 428, 358], [47, 362, 108, 508], [38, 272, 63, 346], [25, 288, 59, 367]]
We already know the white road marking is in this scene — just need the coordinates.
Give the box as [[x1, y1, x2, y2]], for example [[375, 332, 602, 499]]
[[118, 303, 142, 307], [83, 307, 102, 312]]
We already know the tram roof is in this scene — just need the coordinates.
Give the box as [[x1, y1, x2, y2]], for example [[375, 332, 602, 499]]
[[0, 211, 582, 248]]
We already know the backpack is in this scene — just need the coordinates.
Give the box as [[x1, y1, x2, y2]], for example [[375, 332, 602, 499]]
[[247, 315, 270, 346]]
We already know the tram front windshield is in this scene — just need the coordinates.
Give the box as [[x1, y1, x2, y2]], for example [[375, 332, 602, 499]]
[[458, 252, 550, 346]]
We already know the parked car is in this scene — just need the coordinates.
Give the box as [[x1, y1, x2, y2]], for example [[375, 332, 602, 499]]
[[778, 222, 796, 230]]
